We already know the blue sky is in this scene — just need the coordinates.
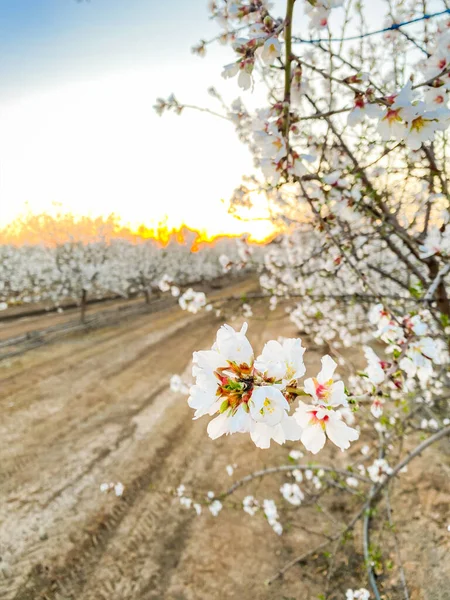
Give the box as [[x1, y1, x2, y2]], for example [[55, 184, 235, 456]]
[[0, 0, 220, 99]]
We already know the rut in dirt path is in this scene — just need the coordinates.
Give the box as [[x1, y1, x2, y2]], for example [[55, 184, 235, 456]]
[[1, 281, 254, 600]]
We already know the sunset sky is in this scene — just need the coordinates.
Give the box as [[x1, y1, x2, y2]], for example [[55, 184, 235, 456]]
[[0, 0, 276, 240], [0, 0, 412, 241]]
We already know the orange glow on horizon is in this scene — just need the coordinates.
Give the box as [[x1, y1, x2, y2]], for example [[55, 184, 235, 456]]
[[0, 211, 279, 250]]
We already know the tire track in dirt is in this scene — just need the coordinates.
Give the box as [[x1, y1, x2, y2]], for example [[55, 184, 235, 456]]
[[69, 304, 276, 600], [12, 415, 194, 600], [0, 307, 183, 402], [0, 310, 210, 488], [0, 292, 234, 600]]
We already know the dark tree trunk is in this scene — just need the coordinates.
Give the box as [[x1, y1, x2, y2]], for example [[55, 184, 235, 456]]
[[80, 289, 87, 323]]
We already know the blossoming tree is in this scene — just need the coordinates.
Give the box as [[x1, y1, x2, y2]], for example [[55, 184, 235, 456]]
[[158, 1, 450, 597]]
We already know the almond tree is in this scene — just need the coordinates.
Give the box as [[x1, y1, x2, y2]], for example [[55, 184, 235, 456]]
[[159, 2, 450, 596]]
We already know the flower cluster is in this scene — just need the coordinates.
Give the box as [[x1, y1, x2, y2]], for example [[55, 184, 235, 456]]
[[178, 288, 208, 314], [367, 458, 393, 483], [170, 374, 190, 395], [280, 482, 304, 505], [243, 494, 260, 516], [100, 481, 124, 497], [188, 323, 359, 452], [346, 589, 371, 600], [368, 305, 443, 385], [346, 17, 450, 149], [176, 484, 203, 515], [376, 82, 450, 150], [263, 498, 283, 535], [252, 111, 316, 185], [304, 0, 344, 31], [420, 226, 450, 258], [218, 2, 283, 90]]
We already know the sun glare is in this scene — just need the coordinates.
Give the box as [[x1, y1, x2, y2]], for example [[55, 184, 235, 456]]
[[0, 68, 272, 244], [0, 208, 278, 250]]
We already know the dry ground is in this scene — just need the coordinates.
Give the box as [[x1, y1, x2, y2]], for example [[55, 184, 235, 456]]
[[0, 279, 449, 600]]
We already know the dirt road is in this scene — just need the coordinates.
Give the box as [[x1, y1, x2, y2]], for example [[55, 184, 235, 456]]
[[0, 279, 449, 600]]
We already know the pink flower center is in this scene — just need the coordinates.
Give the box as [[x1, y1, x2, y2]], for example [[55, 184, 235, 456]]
[[309, 410, 329, 427], [384, 108, 402, 124], [313, 377, 332, 401]]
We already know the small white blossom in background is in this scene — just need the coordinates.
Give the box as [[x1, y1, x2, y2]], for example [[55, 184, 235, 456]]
[[260, 36, 281, 66], [346, 589, 371, 600], [0, 302, 8, 311], [263, 499, 282, 535], [221, 59, 254, 91], [209, 499, 223, 517], [114, 482, 124, 497], [346, 477, 359, 488], [242, 303, 253, 318], [292, 469, 303, 482], [312, 475, 322, 490], [225, 463, 237, 476], [289, 449, 303, 461], [420, 418, 439, 430], [219, 254, 232, 272], [176, 483, 194, 509], [368, 458, 393, 483], [176, 484, 204, 516], [304, 0, 344, 31], [158, 274, 172, 292], [243, 495, 259, 516], [170, 374, 190, 395], [419, 227, 450, 259], [100, 482, 124, 496], [179, 288, 207, 314], [180, 496, 192, 509], [370, 397, 385, 419], [363, 346, 386, 385], [280, 482, 304, 506]]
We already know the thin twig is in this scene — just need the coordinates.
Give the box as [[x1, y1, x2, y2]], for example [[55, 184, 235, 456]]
[[385, 486, 410, 600], [220, 464, 371, 499], [267, 426, 450, 584]]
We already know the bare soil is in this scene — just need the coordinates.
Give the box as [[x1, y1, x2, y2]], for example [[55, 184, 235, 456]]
[[0, 279, 449, 600]]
